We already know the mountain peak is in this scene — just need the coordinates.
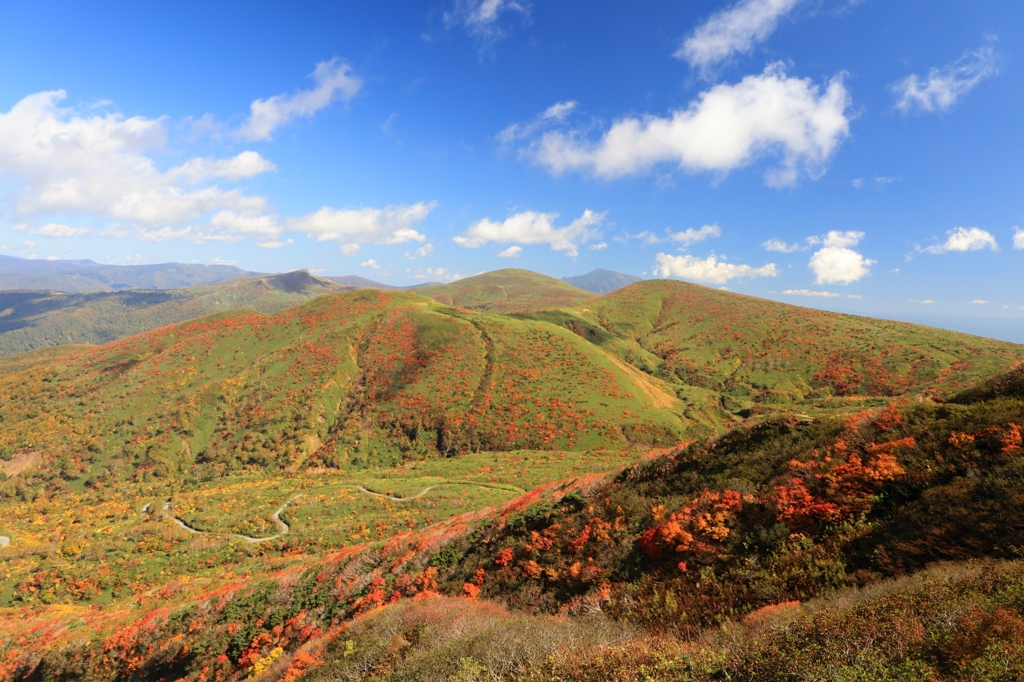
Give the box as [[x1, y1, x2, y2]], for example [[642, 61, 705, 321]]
[[563, 268, 642, 294]]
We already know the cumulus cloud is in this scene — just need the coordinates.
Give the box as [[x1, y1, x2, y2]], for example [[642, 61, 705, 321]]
[[782, 289, 839, 297], [285, 202, 438, 255], [676, 0, 804, 73], [668, 224, 721, 246], [528, 64, 850, 187], [655, 253, 777, 284], [893, 44, 998, 114], [362, 259, 380, 268], [445, 0, 530, 49], [454, 209, 604, 257], [971, 299, 989, 305], [809, 230, 874, 284], [237, 59, 362, 141], [497, 245, 522, 258], [1013, 226, 1023, 250], [920, 227, 999, 254], [168, 151, 276, 182], [589, 242, 608, 250], [0, 90, 278, 242]]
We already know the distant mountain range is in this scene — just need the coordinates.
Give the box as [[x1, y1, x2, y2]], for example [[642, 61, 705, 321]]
[[562, 268, 642, 294], [0, 254, 255, 292], [0, 270, 346, 355]]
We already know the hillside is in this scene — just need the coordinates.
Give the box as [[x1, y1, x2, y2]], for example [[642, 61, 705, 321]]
[[4, 364, 1024, 680], [0, 254, 254, 292], [0, 270, 346, 356], [524, 278, 1021, 415], [415, 269, 597, 313], [563, 267, 642, 294]]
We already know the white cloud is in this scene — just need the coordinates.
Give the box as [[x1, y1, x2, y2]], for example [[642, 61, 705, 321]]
[[971, 299, 989, 305], [529, 64, 850, 187], [362, 259, 380, 269], [1013, 226, 1023, 250], [893, 44, 998, 114], [454, 209, 604, 257], [17, 222, 90, 237], [668, 223, 721, 246], [381, 113, 399, 136], [415, 266, 462, 282], [405, 243, 434, 259], [237, 58, 362, 141], [763, 237, 807, 253], [809, 230, 873, 284], [445, 0, 530, 48], [0, 90, 278, 242], [497, 245, 522, 258], [168, 151, 275, 182], [286, 202, 437, 255], [920, 227, 999, 254], [589, 242, 608, 250], [655, 253, 778, 284], [846, 294, 862, 299], [498, 100, 577, 149], [919, 299, 936, 305], [782, 289, 839, 297], [676, 0, 804, 73], [257, 238, 294, 249]]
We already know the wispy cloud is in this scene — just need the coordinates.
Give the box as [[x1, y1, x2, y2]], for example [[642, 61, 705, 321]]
[[919, 227, 999, 254], [444, 0, 530, 51], [237, 58, 362, 141], [676, 0, 805, 75], [782, 289, 839, 298], [668, 224, 721, 246], [1013, 226, 1023, 250], [892, 43, 998, 114]]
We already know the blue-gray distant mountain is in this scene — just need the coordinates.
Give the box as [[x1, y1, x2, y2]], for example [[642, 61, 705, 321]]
[[324, 275, 394, 289], [562, 268, 642, 294], [0, 254, 254, 293]]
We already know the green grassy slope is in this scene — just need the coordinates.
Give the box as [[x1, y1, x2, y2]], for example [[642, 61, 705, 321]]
[[532, 278, 1022, 415], [0, 289, 697, 490], [414, 269, 597, 313], [0, 270, 345, 356]]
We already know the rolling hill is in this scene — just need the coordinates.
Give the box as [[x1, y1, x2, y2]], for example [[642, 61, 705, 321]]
[[562, 267, 642, 294], [0, 270, 347, 356], [413, 269, 598, 313], [0, 254, 254, 292]]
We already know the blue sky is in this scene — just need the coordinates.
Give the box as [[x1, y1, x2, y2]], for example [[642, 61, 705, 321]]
[[1, 0, 1023, 337]]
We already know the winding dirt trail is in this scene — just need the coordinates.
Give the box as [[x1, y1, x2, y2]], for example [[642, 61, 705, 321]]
[[157, 481, 521, 541], [353, 481, 523, 502], [161, 495, 302, 543]]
